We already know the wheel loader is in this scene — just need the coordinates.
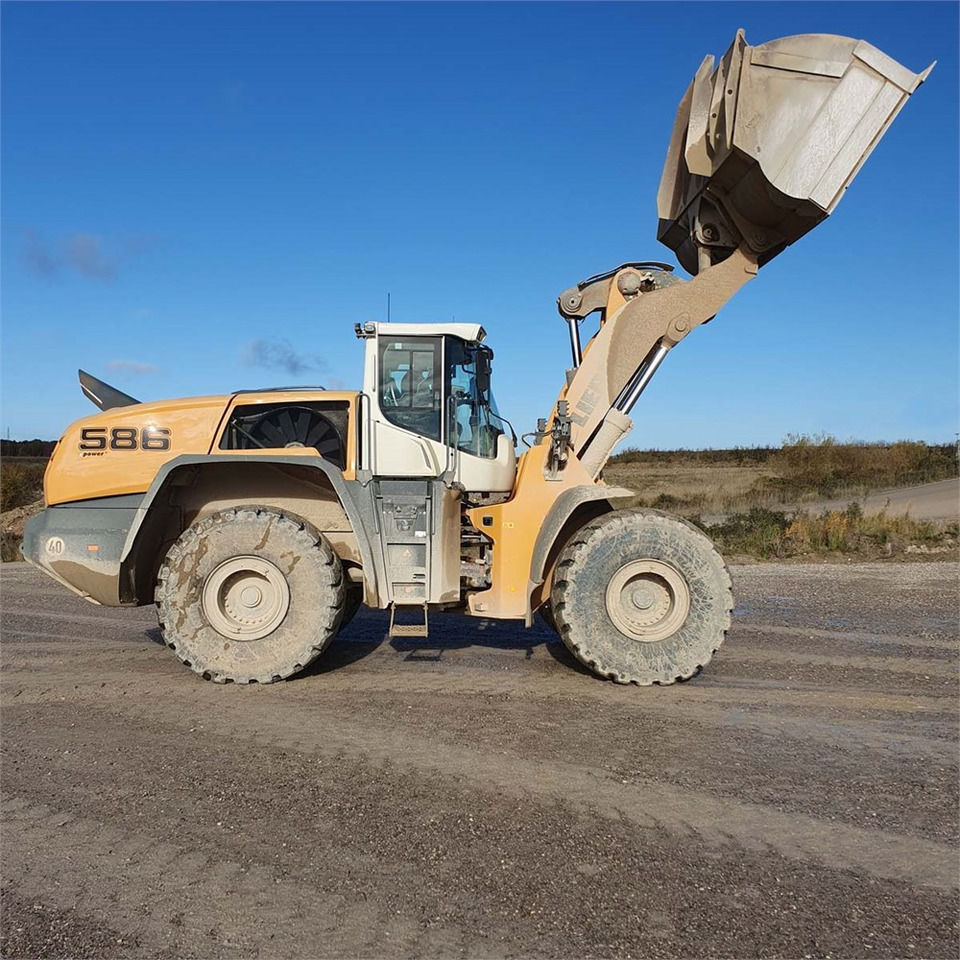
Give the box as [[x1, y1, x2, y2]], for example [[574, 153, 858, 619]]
[[22, 31, 932, 685]]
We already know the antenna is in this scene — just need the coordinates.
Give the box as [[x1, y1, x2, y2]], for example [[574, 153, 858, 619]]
[[387, 293, 391, 323]]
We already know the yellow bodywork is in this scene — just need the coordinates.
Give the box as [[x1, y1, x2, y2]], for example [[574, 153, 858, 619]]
[[466, 443, 599, 620], [45, 391, 360, 505], [467, 252, 756, 619], [46, 395, 230, 504], [460, 262, 677, 621]]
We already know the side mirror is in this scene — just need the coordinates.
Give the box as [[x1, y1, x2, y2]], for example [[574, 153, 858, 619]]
[[476, 349, 492, 394]]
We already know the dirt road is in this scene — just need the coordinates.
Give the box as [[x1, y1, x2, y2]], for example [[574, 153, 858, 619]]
[[1, 561, 957, 958], [798, 478, 960, 522]]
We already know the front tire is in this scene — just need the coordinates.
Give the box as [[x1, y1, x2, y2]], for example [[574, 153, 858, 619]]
[[156, 506, 345, 683], [538, 600, 559, 636], [552, 509, 732, 685]]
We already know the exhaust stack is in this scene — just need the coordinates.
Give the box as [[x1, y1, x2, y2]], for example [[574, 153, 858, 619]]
[[78, 369, 140, 411]]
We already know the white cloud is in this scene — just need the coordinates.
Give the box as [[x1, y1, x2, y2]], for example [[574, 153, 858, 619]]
[[108, 360, 157, 375]]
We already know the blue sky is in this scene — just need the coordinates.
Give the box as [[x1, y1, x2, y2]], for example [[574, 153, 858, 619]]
[[2, 1, 957, 448]]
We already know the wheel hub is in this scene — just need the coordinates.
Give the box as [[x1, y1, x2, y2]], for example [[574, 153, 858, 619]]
[[630, 585, 656, 610], [240, 585, 263, 608], [605, 559, 690, 643], [202, 556, 290, 641]]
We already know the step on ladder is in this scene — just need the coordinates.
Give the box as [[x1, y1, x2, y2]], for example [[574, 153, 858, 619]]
[[388, 603, 429, 639]]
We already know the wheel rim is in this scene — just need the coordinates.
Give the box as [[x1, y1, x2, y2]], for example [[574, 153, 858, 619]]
[[605, 559, 690, 643], [201, 556, 290, 641]]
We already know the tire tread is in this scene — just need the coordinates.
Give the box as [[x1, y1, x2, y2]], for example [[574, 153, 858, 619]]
[[552, 508, 732, 685], [155, 506, 345, 684]]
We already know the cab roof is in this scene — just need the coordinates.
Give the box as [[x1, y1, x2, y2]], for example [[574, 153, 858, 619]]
[[363, 322, 486, 343]]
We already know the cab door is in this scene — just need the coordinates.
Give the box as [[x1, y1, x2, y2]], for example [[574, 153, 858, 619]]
[[371, 335, 446, 478]]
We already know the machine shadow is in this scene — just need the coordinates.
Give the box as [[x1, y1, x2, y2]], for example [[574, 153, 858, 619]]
[[144, 610, 593, 681], [302, 609, 594, 678]]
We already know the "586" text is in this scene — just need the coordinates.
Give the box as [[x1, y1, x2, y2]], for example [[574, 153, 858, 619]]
[[79, 427, 171, 451]]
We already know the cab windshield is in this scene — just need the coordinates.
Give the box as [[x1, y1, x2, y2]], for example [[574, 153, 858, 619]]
[[447, 339, 504, 460]]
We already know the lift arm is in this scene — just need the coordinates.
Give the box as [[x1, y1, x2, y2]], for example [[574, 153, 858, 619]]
[[469, 30, 932, 623], [551, 30, 933, 479]]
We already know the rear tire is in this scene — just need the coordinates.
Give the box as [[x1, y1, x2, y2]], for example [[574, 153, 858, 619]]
[[340, 582, 364, 630], [552, 509, 732, 685], [156, 506, 345, 683]]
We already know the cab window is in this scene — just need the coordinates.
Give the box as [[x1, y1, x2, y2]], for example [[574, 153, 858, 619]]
[[378, 337, 442, 441]]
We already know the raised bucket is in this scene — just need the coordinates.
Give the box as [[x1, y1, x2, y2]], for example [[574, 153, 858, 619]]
[[657, 31, 934, 274]]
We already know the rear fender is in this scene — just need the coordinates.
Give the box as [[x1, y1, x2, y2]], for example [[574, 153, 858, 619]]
[[121, 454, 383, 606]]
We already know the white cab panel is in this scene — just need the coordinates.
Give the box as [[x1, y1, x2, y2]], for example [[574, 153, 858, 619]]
[[359, 324, 517, 493]]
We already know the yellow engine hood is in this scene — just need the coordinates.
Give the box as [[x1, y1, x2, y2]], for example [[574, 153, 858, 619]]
[[45, 395, 231, 504]]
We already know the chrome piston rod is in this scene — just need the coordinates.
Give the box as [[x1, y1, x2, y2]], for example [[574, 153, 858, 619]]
[[613, 341, 670, 414], [567, 318, 583, 367], [579, 341, 672, 479]]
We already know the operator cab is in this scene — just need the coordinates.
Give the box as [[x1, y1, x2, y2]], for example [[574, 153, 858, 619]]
[[358, 322, 516, 493]]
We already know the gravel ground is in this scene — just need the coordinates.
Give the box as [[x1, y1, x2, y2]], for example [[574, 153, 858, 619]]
[[1, 560, 957, 958]]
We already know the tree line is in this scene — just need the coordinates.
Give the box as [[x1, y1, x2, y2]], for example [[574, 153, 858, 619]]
[[1, 439, 58, 458]]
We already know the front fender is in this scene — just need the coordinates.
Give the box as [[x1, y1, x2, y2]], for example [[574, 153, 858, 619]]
[[528, 484, 635, 599]]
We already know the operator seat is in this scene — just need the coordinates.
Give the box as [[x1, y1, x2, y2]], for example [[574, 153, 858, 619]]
[[382, 369, 408, 406]]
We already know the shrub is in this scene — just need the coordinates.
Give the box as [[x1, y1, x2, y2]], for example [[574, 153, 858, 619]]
[[703, 508, 792, 559], [772, 434, 958, 498], [1, 461, 46, 512], [706, 502, 955, 559], [1, 532, 23, 562]]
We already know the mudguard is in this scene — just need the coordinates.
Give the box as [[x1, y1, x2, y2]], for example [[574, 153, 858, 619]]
[[24, 455, 386, 608], [528, 484, 636, 599]]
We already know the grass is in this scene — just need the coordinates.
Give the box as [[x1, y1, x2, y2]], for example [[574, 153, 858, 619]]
[[607, 435, 959, 517], [603, 462, 774, 516], [697, 503, 957, 561]]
